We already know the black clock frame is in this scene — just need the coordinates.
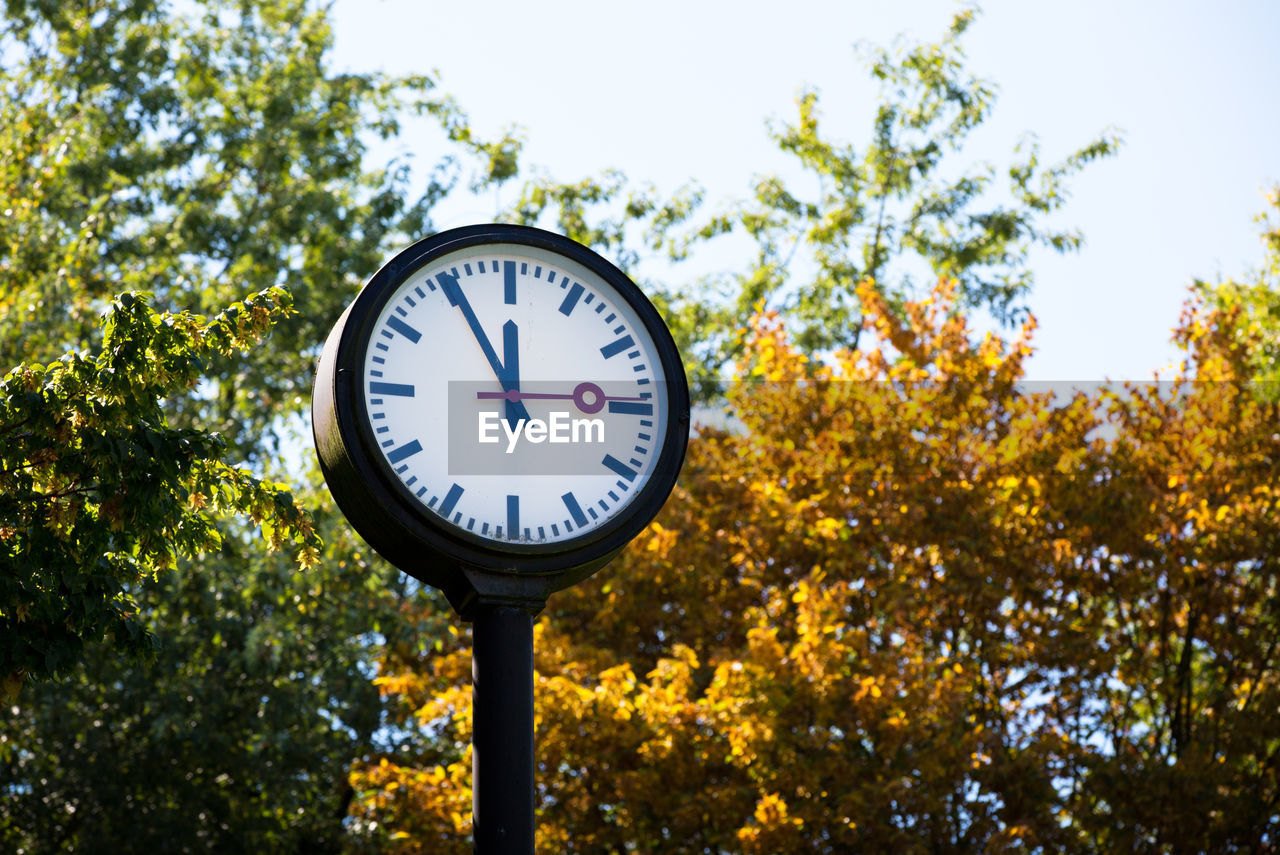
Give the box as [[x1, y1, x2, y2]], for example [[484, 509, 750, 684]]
[[313, 224, 690, 617]]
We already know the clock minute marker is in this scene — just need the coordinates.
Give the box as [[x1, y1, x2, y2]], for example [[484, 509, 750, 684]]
[[504, 260, 517, 305], [385, 315, 421, 343], [561, 492, 589, 528], [386, 439, 423, 464], [507, 495, 520, 540], [601, 335, 634, 359], [608, 400, 652, 415], [369, 381, 415, 397], [559, 282, 584, 316], [602, 454, 637, 482], [438, 483, 464, 518]]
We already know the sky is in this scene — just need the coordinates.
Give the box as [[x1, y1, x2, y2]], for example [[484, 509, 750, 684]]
[[328, 0, 1280, 383]]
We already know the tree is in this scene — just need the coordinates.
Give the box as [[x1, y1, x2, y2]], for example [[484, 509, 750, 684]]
[[508, 10, 1120, 397], [0, 0, 521, 688], [0, 0, 518, 849], [359, 265, 1280, 851], [0, 480, 457, 853], [0, 0, 516, 459], [0, 288, 319, 694], [1207, 184, 1280, 401]]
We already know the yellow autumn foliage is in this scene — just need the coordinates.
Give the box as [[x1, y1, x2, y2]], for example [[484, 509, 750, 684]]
[[352, 278, 1280, 853]]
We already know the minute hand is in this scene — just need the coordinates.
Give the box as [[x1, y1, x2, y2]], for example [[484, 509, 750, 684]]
[[438, 271, 530, 424]]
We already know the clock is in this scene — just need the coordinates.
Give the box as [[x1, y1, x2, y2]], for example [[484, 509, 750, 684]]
[[313, 224, 690, 616]]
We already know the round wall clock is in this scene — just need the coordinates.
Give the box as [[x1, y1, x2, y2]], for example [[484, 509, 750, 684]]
[[313, 224, 690, 615]]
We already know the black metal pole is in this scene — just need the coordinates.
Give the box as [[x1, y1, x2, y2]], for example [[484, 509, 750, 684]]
[[471, 603, 535, 854]]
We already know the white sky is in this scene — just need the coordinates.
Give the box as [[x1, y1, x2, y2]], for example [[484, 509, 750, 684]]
[[330, 0, 1280, 382]]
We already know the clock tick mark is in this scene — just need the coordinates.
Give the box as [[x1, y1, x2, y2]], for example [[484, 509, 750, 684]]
[[600, 335, 635, 359], [504, 261, 517, 304], [369, 381, 415, 397], [438, 483, 464, 518], [559, 283, 584, 316], [602, 454, 637, 482], [562, 492, 589, 528], [386, 440, 422, 464], [507, 495, 519, 539], [608, 400, 652, 416], [385, 316, 422, 343]]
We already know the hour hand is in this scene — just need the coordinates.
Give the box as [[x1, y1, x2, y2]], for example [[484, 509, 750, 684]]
[[499, 320, 528, 427]]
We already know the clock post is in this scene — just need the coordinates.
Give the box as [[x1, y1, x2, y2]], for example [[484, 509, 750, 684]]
[[313, 224, 691, 853], [471, 602, 536, 851]]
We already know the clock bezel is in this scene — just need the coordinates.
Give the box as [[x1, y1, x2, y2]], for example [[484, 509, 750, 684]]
[[314, 224, 690, 598]]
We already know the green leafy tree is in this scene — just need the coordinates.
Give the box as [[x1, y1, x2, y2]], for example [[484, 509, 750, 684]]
[[0, 0, 517, 458], [0, 485, 453, 853], [507, 10, 1120, 396], [1207, 184, 1280, 401], [0, 288, 318, 694], [0, 0, 518, 849], [674, 8, 1121, 380]]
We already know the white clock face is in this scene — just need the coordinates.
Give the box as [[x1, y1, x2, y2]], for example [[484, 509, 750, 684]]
[[358, 242, 673, 547]]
